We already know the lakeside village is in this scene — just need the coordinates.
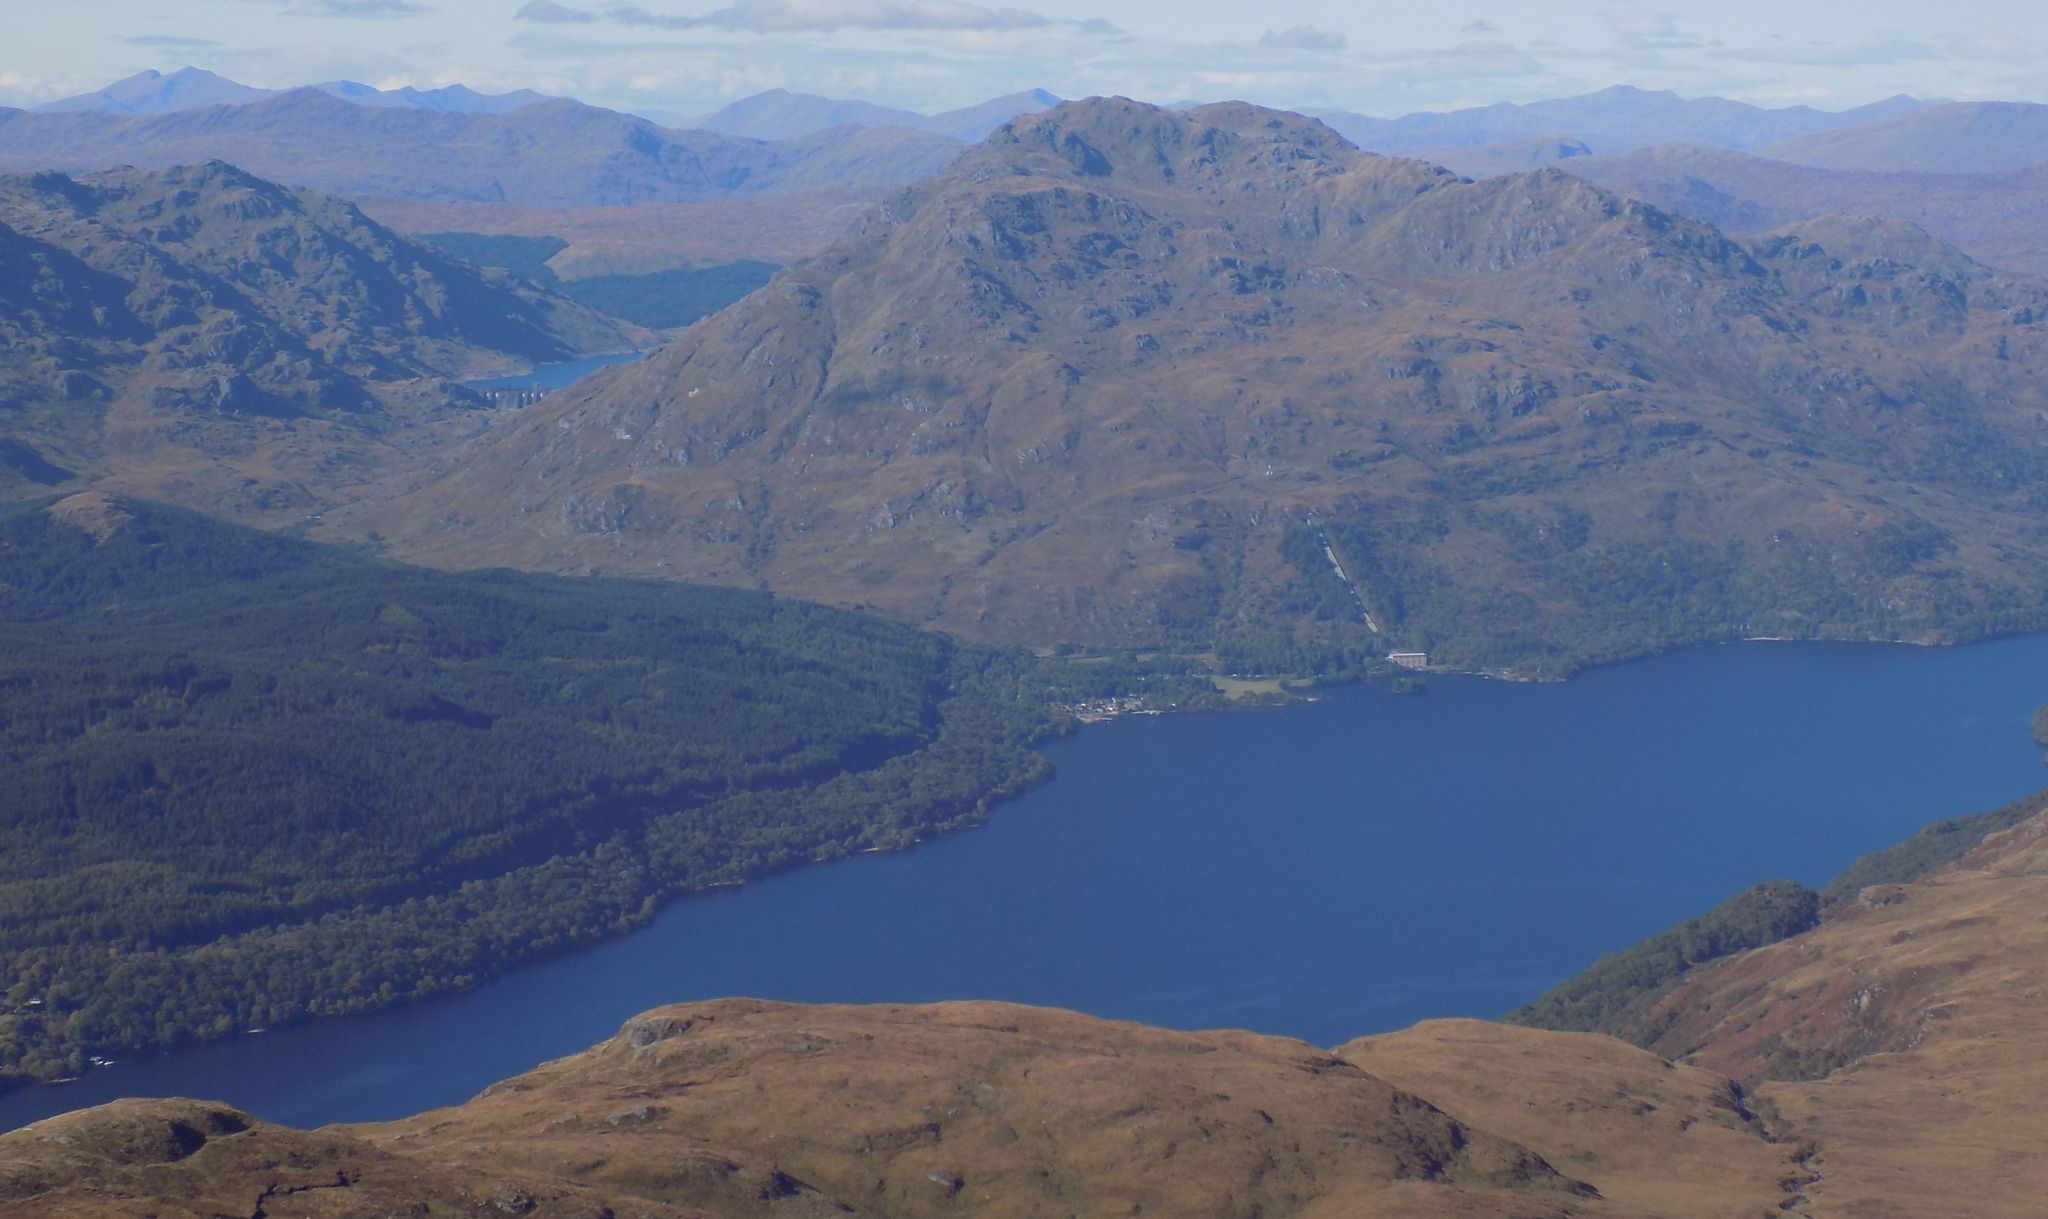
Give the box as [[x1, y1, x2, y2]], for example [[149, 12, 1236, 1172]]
[[1055, 651, 1430, 722], [1060, 694, 1160, 723]]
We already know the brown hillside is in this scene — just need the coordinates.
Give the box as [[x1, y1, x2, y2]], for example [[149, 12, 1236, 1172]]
[[6, 999, 1818, 1219], [361, 1000, 1597, 1219], [356, 97, 2048, 671], [1618, 810, 2048, 1216], [1341, 1020, 1807, 1218], [0, 1097, 643, 1218]]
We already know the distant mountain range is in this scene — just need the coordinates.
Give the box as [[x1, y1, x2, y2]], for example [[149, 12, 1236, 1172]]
[[1301, 84, 1933, 159], [1563, 145, 2048, 277], [38, 66, 552, 116], [13, 71, 2043, 284], [0, 90, 966, 207], [352, 98, 2048, 673], [1363, 96, 2048, 278], [1751, 100, 2048, 174], [0, 161, 633, 510], [681, 87, 1063, 143]]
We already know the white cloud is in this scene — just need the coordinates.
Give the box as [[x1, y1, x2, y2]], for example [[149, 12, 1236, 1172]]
[[122, 34, 226, 48], [514, 1, 594, 21], [1258, 25, 1347, 54], [1708, 37, 1943, 68], [0, 70, 104, 107], [1932, 32, 2040, 64], [1600, 7, 1702, 52], [282, 0, 432, 15], [516, 0, 1111, 34]]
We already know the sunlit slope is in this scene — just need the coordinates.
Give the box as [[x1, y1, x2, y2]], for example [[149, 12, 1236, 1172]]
[[365, 97, 2048, 673]]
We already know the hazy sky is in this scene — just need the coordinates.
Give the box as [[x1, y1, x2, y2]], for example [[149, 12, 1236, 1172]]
[[6, 0, 2045, 120]]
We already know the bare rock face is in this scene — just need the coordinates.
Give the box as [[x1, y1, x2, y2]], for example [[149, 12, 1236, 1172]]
[[364, 97, 2048, 670]]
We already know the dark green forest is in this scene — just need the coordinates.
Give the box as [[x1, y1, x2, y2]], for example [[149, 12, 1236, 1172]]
[[1503, 880, 1822, 1034], [0, 498, 1071, 1084]]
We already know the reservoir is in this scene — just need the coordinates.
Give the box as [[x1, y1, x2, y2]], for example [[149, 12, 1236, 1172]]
[[465, 351, 641, 392], [5, 634, 2048, 1132]]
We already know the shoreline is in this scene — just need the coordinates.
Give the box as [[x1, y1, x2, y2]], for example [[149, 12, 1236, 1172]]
[[9, 625, 2047, 1119]]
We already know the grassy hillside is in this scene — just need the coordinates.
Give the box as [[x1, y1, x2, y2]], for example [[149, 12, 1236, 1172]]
[[1510, 784, 2048, 1040], [0, 495, 1069, 1084]]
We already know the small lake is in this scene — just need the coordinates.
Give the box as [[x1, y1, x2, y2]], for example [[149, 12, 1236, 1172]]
[[465, 351, 641, 391], [5, 634, 2048, 1133]]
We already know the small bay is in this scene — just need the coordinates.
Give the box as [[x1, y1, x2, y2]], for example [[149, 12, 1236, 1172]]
[[5, 634, 2047, 1133]]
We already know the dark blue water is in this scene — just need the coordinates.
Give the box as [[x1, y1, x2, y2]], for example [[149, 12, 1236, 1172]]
[[465, 351, 640, 391], [6, 635, 2048, 1133]]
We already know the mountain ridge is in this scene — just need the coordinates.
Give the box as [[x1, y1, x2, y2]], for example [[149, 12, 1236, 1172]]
[[354, 96, 2048, 673]]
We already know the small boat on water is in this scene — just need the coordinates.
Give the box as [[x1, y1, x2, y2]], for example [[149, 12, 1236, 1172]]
[[1391, 675, 1428, 696]]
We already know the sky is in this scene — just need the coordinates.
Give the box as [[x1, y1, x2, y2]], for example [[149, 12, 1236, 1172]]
[[5, 0, 2045, 121]]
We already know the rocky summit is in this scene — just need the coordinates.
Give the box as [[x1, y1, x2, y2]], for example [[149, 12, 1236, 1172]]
[[358, 97, 2048, 672]]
